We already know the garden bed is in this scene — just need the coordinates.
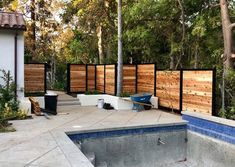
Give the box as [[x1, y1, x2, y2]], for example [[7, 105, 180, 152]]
[[77, 94, 158, 110]]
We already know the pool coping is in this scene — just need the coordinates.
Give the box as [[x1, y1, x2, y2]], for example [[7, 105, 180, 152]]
[[182, 111, 235, 128]]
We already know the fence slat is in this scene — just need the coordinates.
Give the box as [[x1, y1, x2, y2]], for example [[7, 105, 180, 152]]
[[87, 65, 96, 91], [96, 65, 105, 93], [105, 65, 115, 95]]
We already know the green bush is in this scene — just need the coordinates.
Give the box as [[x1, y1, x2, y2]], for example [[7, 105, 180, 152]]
[[119, 92, 130, 97], [52, 81, 65, 91], [85, 90, 100, 95], [0, 70, 19, 112], [219, 98, 235, 120], [219, 70, 235, 120], [0, 70, 28, 131]]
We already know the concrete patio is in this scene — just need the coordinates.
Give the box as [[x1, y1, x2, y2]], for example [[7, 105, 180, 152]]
[[0, 106, 185, 167]]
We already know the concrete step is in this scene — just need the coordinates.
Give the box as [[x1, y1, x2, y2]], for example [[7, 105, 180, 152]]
[[57, 100, 81, 106], [85, 152, 95, 165], [96, 161, 107, 167], [57, 98, 80, 102]]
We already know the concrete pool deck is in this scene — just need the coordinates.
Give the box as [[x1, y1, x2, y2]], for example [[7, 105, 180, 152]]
[[0, 106, 185, 167]]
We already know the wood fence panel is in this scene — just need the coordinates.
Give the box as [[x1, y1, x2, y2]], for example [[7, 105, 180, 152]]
[[137, 64, 155, 94], [105, 65, 116, 95], [182, 70, 213, 115], [87, 65, 96, 91], [123, 65, 136, 94], [70, 64, 86, 92], [156, 71, 180, 110], [24, 64, 45, 93], [96, 65, 105, 93]]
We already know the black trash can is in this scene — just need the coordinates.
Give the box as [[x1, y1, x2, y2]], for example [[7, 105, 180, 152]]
[[44, 94, 58, 115]]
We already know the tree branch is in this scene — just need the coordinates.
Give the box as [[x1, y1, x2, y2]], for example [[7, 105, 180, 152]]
[[209, 3, 220, 8], [229, 23, 235, 29]]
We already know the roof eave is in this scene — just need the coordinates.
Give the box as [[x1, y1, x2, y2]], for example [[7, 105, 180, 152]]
[[0, 26, 27, 31]]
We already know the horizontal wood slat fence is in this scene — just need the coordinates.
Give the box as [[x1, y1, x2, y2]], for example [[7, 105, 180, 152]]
[[24, 64, 46, 94], [67, 64, 216, 115], [156, 71, 181, 110]]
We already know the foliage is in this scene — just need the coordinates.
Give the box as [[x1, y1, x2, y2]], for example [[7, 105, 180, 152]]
[[219, 99, 235, 120], [0, 0, 14, 9], [65, 30, 98, 63], [0, 103, 28, 132], [0, 70, 19, 112], [52, 81, 65, 91], [218, 69, 235, 120], [60, 0, 224, 68], [1, 103, 28, 120], [219, 70, 235, 120], [119, 92, 130, 97], [0, 70, 28, 131], [85, 90, 100, 95], [226, 99, 235, 120]]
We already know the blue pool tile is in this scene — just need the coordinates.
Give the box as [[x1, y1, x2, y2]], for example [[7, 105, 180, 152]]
[[182, 115, 235, 145], [68, 125, 187, 141]]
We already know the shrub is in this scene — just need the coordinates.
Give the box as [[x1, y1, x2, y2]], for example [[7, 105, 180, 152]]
[[85, 90, 100, 95], [0, 70, 28, 131], [119, 92, 130, 97], [219, 70, 235, 120], [0, 70, 19, 112], [52, 81, 65, 91]]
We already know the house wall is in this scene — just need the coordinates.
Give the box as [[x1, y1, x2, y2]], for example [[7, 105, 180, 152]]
[[0, 30, 25, 98]]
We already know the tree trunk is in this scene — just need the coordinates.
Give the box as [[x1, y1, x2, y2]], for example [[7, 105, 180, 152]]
[[117, 0, 123, 96], [194, 44, 199, 69], [169, 34, 175, 70], [96, 26, 104, 64], [106, 42, 111, 62], [176, 0, 185, 69], [220, 0, 235, 110], [170, 56, 175, 70], [220, 0, 234, 72], [30, 0, 36, 62]]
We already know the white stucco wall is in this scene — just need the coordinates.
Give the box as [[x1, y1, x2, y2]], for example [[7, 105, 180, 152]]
[[0, 30, 25, 98]]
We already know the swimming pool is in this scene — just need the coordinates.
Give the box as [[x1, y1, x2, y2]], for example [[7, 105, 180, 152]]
[[67, 112, 235, 167]]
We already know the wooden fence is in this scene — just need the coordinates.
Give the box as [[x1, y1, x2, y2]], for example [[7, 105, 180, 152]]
[[137, 64, 155, 95], [87, 65, 96, 91], [24, 64, 46, 94], [156, 71, 181, 110], [105, 65, 116, 95], [123, 65, 136, 94], [182, 70, 214, 115], [96, 65, 105, 93], [67, 64, 216, 115]]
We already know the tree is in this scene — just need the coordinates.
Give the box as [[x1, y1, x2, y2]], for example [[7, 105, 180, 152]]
[[219, 0, 235, 111], [63, 0, 117, 64], [29, 0, 36, 61], [0, 0, 14, 9], [220, 0, 235, 72]]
